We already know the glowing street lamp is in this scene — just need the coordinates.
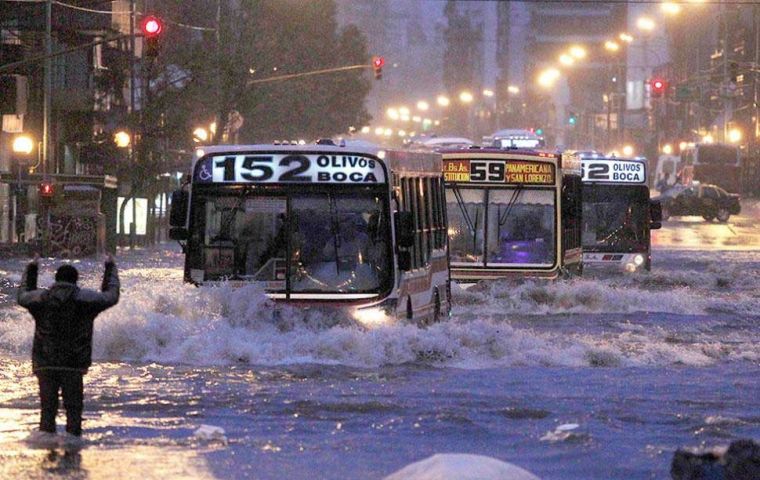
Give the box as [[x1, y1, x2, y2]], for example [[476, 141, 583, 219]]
[[192, 127, 209, 143], [537, 68, 561, 89], [436, 95, 450, 107], [605, 41, 620, 52], [482, 89, 495, 97], [662, 144, 674, 155], [114, 130, 131, 148], [622, 145, 634, 156], [559, 54, 575, 66], [661, 2, 682, 15], [398, 106, 410, 116], [416, 100, 429, 111], [619, 33, 634, 43], [728, 128, 742, 143], [459, 91, 474, 104], [12, 134, 34, 154], [507, 85, 520, 95], [569, 45, 587, 59], [387, 107, 400, 120], [637, 16, 656, 32]]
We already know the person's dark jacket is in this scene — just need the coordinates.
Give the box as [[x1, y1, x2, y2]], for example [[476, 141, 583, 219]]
[[17, 261, 120, 373]]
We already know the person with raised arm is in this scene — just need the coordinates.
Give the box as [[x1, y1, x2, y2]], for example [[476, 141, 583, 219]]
[[17, 254, 120, 437]]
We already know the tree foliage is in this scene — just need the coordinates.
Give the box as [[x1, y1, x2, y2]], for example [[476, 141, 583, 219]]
[[153, 0, 371, 145]]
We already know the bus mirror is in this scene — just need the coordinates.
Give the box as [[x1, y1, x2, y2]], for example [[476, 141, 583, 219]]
[[395, 211, 415, 247], [397, 250, 412, 271], [169, 227, 188, 240], [650, 200, 663, 228], [169, 190, 188, 228]]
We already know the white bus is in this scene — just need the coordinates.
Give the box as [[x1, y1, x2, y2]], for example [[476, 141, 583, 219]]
[[580, 155, 662, 272], [442, 148, 583, 284], [169, 143, 450, 325]]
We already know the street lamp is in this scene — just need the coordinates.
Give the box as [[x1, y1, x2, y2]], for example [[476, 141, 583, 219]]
[[636, 16, 656, 32], [619, 33, 634, 43], [482, 89, 494, 97], [728, 128, 742, 143], [436, 95, 450, 107], [12, 134, 34, 155], [662, 144, 674, 155], [537, 68, 561, 89], [459, 91, 474, 104], [661, 2, 682, 15], [622, 145, 634, 156], [569, 46, 587, 59], [398, 106, 410, 117], [192, 127, 209, 143], [605, 41, 620, 52], [507, 85, 520, 95], [559, 54, 575, 66], [387, 107, 400, 120], [114, 130, 131, 148], [416, 100, 429, 111]]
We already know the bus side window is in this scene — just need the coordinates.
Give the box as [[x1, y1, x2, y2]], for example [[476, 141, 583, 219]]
[[562, 175, 582, 251], [430, 177, 441, 249], [414, 177, 426, 267], [423, 178, 433, 263]]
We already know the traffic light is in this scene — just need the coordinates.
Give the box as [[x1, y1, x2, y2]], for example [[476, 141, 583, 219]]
[[39, 182, 54, 205], [650, 78, 667, 98], [141, 15, 164, 60], [372, 56, 384, 80], [535, 127, 544, 136], [568, 112, 577, 126]]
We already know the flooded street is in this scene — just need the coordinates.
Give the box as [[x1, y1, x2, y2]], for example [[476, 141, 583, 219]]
[[1, 203, 759, 479]]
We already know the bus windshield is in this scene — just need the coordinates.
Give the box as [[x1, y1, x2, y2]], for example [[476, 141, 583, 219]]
[[582, 185, 649, 252], [446, 187, 556, 267], [196, 189, 392, 294], [697, 144, 739, 166]]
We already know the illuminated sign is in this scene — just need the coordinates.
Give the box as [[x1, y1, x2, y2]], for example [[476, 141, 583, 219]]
[[444, 159, 555, 185], [581, 158, 646, 184], [194, 153, 386, 184]]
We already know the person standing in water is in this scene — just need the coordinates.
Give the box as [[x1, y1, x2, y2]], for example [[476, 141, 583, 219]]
[[17, 254, 120, 437]]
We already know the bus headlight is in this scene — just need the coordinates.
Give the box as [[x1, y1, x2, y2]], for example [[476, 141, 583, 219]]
[[353, 306, 391, 328], [633, 254, 644, 266]]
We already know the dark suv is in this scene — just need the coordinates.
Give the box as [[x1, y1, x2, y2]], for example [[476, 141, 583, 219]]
[[655, 184, 741, 222]]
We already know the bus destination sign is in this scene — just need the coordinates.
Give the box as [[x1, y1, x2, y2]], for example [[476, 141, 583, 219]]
[[581, 158, 646, 184], [195, 153, 386, 184], [443, 159, 555, 185]]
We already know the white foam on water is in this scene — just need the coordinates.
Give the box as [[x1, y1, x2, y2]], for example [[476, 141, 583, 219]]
[[1, 251, 758, 369]]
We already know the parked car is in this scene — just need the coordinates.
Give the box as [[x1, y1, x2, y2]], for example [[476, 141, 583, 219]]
[[654, 183, 741, 222]]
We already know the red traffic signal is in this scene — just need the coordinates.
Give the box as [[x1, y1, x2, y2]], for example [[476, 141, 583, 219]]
[[372, 56, 384, 80], [141, 16, 163, 37], [650, 78, 667, 97], [39, 182, 54, 198]]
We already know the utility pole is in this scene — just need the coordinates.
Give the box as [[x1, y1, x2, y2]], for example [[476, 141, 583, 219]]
[[129, 0, 136, 249], [43, 0, 51, 174], [722, 0, 732, 143]]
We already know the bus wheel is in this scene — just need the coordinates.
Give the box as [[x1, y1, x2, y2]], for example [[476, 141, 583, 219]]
[[406, 297, 413, 321], [702, 214, 715, 222], [716, 208, 730, 223]]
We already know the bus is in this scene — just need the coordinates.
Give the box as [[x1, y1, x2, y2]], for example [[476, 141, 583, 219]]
[[441, 148, 582, 285], [481, 129, 545, 149], [580, 155, 662, 272], [168, 143, 450, 325], [677, 143, 741, 193]]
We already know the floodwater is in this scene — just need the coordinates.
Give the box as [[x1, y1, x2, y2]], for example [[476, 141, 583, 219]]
[[0, 203, 758, 479]]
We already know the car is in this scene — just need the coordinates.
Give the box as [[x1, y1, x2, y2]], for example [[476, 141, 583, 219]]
[[654, 183, 741, 222]]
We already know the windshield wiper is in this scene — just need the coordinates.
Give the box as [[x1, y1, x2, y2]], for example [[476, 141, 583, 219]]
[[498, 185, 524, 227]]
